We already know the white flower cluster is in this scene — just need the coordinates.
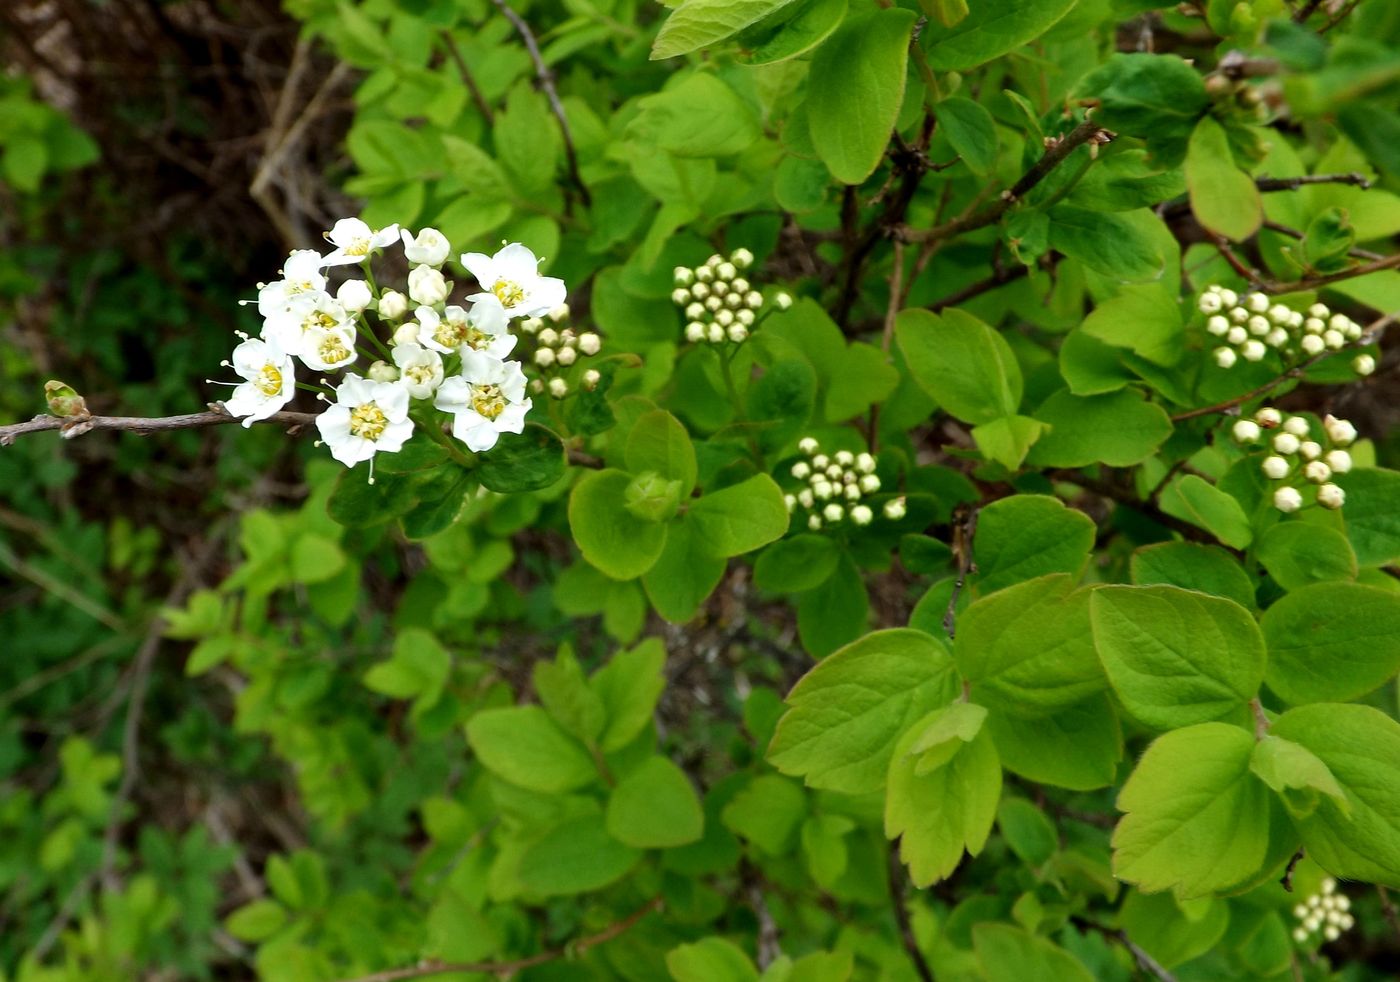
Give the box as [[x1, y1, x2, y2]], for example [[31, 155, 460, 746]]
[[1231, 407, 1355, 512], [783, 437, 905, 530], [1292, 878, 1353, 944], [518, 305, 603, 399], [1199, 286, 1373, 375], [218, 220, 567, 479], [673, 248, 791, 345]]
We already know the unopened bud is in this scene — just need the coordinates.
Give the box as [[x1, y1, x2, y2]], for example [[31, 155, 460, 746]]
[[367, 360, 399, 383], [548, 377, 569, 399], [45, 380, 87, 418]]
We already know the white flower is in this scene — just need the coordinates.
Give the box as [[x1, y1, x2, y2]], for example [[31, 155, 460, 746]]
[[322, 218, 400, 267], [262, 292, 353, 362], [222, 338, 295, 427], [315, 373, 413, 467], [418, 300, 515, 359], [434, 354, 532, 452], [401, 227, 451, 266], [299, 326, 358, 372], [379, 290, 409, 320], [1274, 487, 1303, 513], [1262, 456, 1290, 480], [337, 279, 373, 313], [1354, 354, 1376, 376], [408, 264, 450, 307], [391, 342, 445, 399], [257, 250, 328, 317], [1325, 450, 1352, 474], [1317, 483, 1345, 510], [1233, 420, 1261, 443], [460, 242, 566, 319]]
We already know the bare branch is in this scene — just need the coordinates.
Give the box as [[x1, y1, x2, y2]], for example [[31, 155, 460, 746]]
[[1255, 171, 1371, 192], [0, 405, 319, 447], [440, 31, 495, 125], [887, 842, 935, 982]]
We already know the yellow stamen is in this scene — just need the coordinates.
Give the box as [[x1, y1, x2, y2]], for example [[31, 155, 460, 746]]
[[471, 383, 507, 420], [492, 279, 525, 308], [349, 402, 389, 440], [255, 363, 283, 397], [318, 334, 351, 365]]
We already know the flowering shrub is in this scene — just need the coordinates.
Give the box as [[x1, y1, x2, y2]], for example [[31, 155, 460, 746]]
[[5, 2, 1400, 982]]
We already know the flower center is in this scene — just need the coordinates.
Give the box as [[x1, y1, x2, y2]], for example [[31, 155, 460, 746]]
[[492, 279, 525, 308], [406, 364, 435, 386], [345, 236, 372, 257], [470, 383, 507, 421], [349, 402, 389, 440], [318, 333, 351, 365], [436, 318, 470, 348], [255, 363, 283, 397]]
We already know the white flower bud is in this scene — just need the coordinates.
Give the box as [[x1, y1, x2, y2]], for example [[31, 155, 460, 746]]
[[833, 450, 854, 467], [1304, 317, 1325, 334], [737, 308, 755, 326], [826, 464, 843, 480], [1247, 292, 1269, 313], [1227, 326, 1248, 345], [694, 265, 713, 283], [1301, 334, 1325, 355], [1324, 926, 1340, 942], [798, 437, 818, 454], [705, 296, 723, 312], [775, 291, 793, 310], [813, 480, 833, 500], [408, 264, 449, 306], [1293, 905, 1309, 920], [685, 302, 705, 320], [715, 308, 734, 327], [1262, 456, 1290, 480], [844, 483, 861, 501], [732, 277, 750, 293], [1274, 486, 1303, 513], [691, 281, 710, 299], [855, 452, 876, 473], [337, 279, 373, 313], [811, 453, 829, 469], [731, 248, 754, 269], [706, 254, 723, 267], [883, 496, 907, 520], [1273, 432, 1300, 455], [1265, 328, 1289, 348], [823, 503, 844, 523], [1199, 292, 1223, 313], [378, 289, 409, 320], [534, 347, 556, 367], [1283, 416, 1310, 437], [808, 514, 822, 530], [674, 266, 694, 286], [851, 504, 873, 526], [791, 461, 811, 479], [797, 488, 814, 509], [1304, 460, 1331, 483], [1299, 441, 1321, 460], [1248, 315, 1270, 336], [578, 332, 601, 356], [745, 291, 764, 309], [556, 345, 577, 366], [1354, 354, 1376, 376], [530, 378, 544, 394], [711, 280, 729, 297], [392, 321, 420, 346], [548, 304, 570, 323], [520, 317, 542, 335], [672, 288, 691, 306], [547, 377, 568, 399], [685, 322, 705, 343], [1337, 895, 1351, 912], [1289, 311, 1304, 329], [1317, 483, 1345, 509], [1325, 450, 1352, 474], [536, 327, 558, 348], [367, 360, 399, 382], [1292, 927, 1308, 943], [717, 261, 737, 281], [401, 227, 451, 266], [1324, 415, 1357, 445], [1242, 340, 1267, 362], [725, 291, 744, 309], [1323, 330, 1345, 349], [1308, 303, 1329, 318], [1232, 420, 1261, 443], [859, 474, 881, 493], [1256, 408, 1282, 428], [1268, 304, 1291, 324], [784, 494, 796, 513], [1200, 315, 1227, 337], [1230, 307, 1249, 323], [1215, 347, 1238, 368], [1219, 288, 1239, 307], [727, 324, 748, 343], [707, 323, 725, 344]]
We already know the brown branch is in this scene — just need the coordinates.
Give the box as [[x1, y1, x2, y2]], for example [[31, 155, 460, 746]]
[[867, 238, 906, 452], [1258, 252, 1400, 295], [1262, 220, 1386, 263], [0, 406, 319, 446], [440, 31, 495, 125], [488, 0, 590, 208], [1319, 0, 1363, 33], [1292, 0, 1325, 21], [887, 842, 935, 982], [943, 505, 978, 640], [334, 898, 662, 982], [1074, 919, 1179, 982], [1255, 171, 1371, 192], [905, 119, 1110, 245], [1281, 849, 1305, 892], [928, 264, 1032, 311]]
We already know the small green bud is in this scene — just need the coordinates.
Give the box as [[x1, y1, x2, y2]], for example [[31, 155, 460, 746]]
[[624, 471, 683, 523], [45, 380, 88, 418]]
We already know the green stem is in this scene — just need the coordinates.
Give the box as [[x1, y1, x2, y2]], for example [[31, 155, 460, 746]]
[[718, 346, 763, 467], [416, 411, 475, 468]]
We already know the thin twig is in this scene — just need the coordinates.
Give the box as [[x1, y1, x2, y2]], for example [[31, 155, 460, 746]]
[[1258, 252, 1400, 295], [1255, 172, 1371, 192], [1073, 918, 1178, 982], [488, 0, 590, 208], [0, 405, 319, 446], [1319, 0, 1363, 33], [1262, 220, 1385, 263], [1292, 0, 1325, 21], [887, 842, 935, 982], [333, 898, 662, 982], [439, 31, 494, 124], [942, 505, 978, 640], [1281, 849, 1305, 892]]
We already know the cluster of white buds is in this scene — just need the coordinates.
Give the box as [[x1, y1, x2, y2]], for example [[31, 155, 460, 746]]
[[219, 224, 565, 480], [1199, 286, 1371, 375], [1231, 407, 1354, 512], [1292, 878, 1353, 944], [782, 437, 901, 531], [518, 305, 603, 399], [673, 248, 790, 345]]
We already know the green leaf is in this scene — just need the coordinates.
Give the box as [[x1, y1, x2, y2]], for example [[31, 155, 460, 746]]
[[1075, 53, 1208, 165], [1337, 468, 1400, 566], [1130, 542, 1255, 610], [885, 709, 1001, 886], [800, 814, 855, 889], [986, 694, 1122, 791], [907, 701, 988, 775], [626, 410, 698, 495], [973, 495, 1095, 595], [957, 575, 1102, 716], [920, 0, 1077, 71], [533, 648, 606, 746], [363, 628, 450, 707], [1026, 389, 1172, 468], [465, 705, 597, 792], [1251, 736, 1349, 815], [895, 308, 1021, 425], [1120, 891, 1230, 969], [1047, 206, 1166, 282], [667, 938, 760, 982], [327, 469, 420, 528], [496, 83, 560, 195], [607, 756, 705, 848], [1301, 206, 1355, 273], [591, 638, 667, 752], [1261, 581, 1400, 705], [721, 774, 806, 855], [768, 629, 959, 793], [1078, 282, 1183, 366], [973, 924, 1095, 982], [290, 534, 345, 585], [796, 554, 869, 658], [754, 534, 840, 594], [478, 424, 566, 493], [642, 516, 726, 622], [805, 10, 916, 185], [516, 813, 642, 896], [225, 899, 288, 942], [569, 469, 669, 580], [996, 798, 1057, 866], [933, 97, 998, 175], [1271, 704, 1400, 886], [1113, 722, 1271, 897], [2, 133, 48, 192], [1256, 523, 1357, 590], [1090, 585, 1265, 730], [632, 73, 761, 158], [735, 0, 847, 66], [1186, 116, 1262, 241], [1159, 475, 1253, 550], [970, 414, 1044, 470], [652, 0, 799, 59], [688, 475, 790, 557]]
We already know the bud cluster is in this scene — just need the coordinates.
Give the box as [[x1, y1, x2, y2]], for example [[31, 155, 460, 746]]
[[783, 437, 904, 530], [1292, 878, 1353, 944], [1198, 286, 1372, 375], [1231, 407, 1355, 513], [517, 304, 604, 399], [673, 249, 791, 345]]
